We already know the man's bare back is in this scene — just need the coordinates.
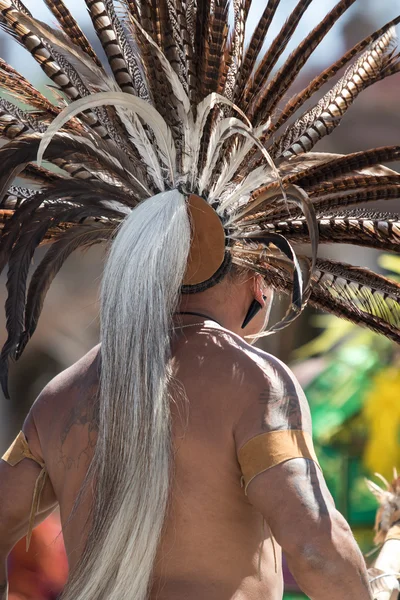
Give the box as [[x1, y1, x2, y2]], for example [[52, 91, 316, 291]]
[[0, 321, 372, 600], [19, 324, 283, 599]]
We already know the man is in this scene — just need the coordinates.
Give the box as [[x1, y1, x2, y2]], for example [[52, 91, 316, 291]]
[[0, 267, 372, 600], [0, 0, 399, 599]]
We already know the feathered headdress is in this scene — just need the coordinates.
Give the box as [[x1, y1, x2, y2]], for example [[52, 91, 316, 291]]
[[0, 0, 400, 396]]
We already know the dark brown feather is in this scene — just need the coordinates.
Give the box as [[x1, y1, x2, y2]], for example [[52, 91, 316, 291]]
[[199, 0, 229, 98], [0, 202, 120, 396], [195, 0, 212, 101], [223, 0, 246, 102], [241, 0, 313, 110], [232, 253, 400, 344], [270, 28, 398, 158], [309, 184, 400, 214], [265, 210, 400, 253], [0, 2, 112, 139], [235, 0, 281, 101], [251, 0, 357, 123], [264, 15, 400, 140], [0, 58, 61, 116], [287, 146, 400, 187], [305, 172, 400, 195], [84, 0, 149, 97], [162, 0, 192, 94], [19, 223, 114, 357], [310, 258, 400, 343]]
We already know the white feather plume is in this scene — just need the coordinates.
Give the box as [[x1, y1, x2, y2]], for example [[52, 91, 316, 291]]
[[217, 165, 270, 213], [198, 117, 248, 194], [116, 108, 165, 191], [210, 119, 271, 200], [198, 118, 280, 196], [130, 16, 194, 176], [37, 92, 177, 186], [189, 92, 251, 189]]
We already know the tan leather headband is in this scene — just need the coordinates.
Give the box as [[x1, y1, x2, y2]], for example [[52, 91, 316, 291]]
[[183, 194, 226, 287], [238, 429, 320, 493]]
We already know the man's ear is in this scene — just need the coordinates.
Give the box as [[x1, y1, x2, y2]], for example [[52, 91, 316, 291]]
[[253, 275, 267, 306]]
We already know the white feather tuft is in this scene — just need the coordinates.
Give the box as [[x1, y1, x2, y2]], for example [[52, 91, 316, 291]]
[[116, 108, 165, 191], [37, 92, 177, 187], [198, 117, 248, 194], [130, 16, 194, 176], [366, 477, 386, 498], [217, 165, 271, 213], [189, 92, 251, 189], [210, 120, 271, 200], [374, 473, 391, 490], [198, 118, 281, 196]]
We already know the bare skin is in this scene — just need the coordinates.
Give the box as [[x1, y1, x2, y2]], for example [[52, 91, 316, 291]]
[[0, 275, 372, 600]]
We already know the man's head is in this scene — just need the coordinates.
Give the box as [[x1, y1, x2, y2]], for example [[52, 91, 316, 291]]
[[179, 266, 272, 339]]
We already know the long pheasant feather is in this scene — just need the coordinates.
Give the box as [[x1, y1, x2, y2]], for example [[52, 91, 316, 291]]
[[19, 223, 114, 356], [235, 0, 281, 100], [251, 0, 357, 122], [270, 28, 398, 158], [43, 0, 101, 66], [264, 15, 400, 140], [266, 210, 400, 253], [241, 0, 313, 109]]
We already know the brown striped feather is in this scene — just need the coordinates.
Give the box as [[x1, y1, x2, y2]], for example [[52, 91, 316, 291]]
[[264, 15, 400, 140], [224, 0, 246, 102], [251, 0, 357, 123], [0, 1, 111, 139], [270, 28, 398, 158], [254, 210, 400, 253], [239, 183, 400, 224], [236, 0, 281, 101], [199, 0, 229, 98], [43, 0, 102, 66], [241, 0, 314, 110], [286, 146, 400, 187], [84, 0, 148, 97], [0, 59, 61, 116], [19, 223, 114, 356], [232, 252, 400, 343]]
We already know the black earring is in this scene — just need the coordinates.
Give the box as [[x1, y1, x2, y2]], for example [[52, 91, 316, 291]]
[[241, 299, 263, 329]]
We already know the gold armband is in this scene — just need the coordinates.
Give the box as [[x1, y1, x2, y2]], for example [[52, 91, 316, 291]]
[[2, 431, 47, 550], [238, 429, 320, 494]]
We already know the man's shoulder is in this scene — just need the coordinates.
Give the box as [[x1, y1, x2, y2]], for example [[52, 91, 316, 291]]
[[204, 327, 288, 384], [30, 344, 100, 421], [22, 345, 100, 462], [218, 335, 312, 443]]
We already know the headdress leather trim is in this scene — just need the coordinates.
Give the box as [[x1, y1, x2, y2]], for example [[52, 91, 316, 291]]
[[183, 194, 226, 288]]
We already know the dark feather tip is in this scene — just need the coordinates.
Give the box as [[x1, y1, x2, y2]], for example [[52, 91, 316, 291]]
[[0, 360, 10, 399]]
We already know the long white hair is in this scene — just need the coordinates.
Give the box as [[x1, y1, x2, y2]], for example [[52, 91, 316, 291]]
[[61, 189, 191, 600]]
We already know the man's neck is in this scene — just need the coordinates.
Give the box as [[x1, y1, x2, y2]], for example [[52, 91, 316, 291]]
[[176, 302, 245, 336]]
